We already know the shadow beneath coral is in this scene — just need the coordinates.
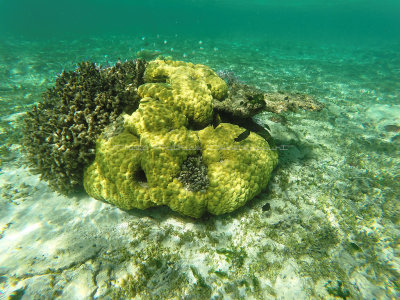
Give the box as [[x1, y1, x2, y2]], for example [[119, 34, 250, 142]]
[[125, 204, 202, 223]]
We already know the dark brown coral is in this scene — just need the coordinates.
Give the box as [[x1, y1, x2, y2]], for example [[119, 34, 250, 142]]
[[177, 154, 209, 193], [23, 59, 146, 194]]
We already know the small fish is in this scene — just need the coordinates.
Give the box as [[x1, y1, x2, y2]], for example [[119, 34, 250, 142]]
[[234, 129, 250, 142], [262, 203, 271, 212], [263, 122, 271, 132], [212, 113, 221, 129]]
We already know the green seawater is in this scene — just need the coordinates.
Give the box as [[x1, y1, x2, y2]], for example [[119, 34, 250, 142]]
[[1, 0, 400, 42], [0, 1, 399, 299]]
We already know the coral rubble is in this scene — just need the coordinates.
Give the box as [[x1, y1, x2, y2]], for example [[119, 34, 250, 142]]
[[264, 91, 324, 113], [217, 70, 323, 115]]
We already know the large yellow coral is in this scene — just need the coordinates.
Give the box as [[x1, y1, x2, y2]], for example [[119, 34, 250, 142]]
[[84, 60, 278, 218], [138, 60, 228, 127]]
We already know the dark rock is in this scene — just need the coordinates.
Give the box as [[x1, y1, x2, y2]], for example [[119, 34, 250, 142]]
[[213, 82, 266, 119], [219, 114, 275, 148]]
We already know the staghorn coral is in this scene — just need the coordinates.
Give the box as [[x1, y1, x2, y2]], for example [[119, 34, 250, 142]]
[[23, 59, 146, 194]]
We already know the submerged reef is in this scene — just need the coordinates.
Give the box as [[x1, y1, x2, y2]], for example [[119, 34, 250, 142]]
[[23, 58, 280, 217], [213, 81, 266, 119], [84, 60, 278, 218], [217, 70, 323, 115], [23, 60, 146, 194]]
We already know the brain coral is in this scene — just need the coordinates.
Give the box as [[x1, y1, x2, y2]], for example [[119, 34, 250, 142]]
[[138, 60, 228, 127], [84, 60, 278, 218]]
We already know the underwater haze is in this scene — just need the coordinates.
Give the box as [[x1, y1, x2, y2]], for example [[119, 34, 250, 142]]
[[1, 0, 400, 299], [0, 0, 400, 42]]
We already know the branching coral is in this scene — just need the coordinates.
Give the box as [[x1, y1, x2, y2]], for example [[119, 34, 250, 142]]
[[23, 60, 146, 194]]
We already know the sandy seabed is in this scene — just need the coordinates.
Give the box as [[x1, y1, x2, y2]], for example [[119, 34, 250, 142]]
[[0, 35, 399, 299]]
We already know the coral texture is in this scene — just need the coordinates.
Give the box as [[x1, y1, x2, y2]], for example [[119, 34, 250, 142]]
[[84, 102, 277, 217], [84, 61, 278, 217], [138, 60, 228, 128], [217, 70, 323, 115], [213, 81, 266, 119], [177, 155, 209, 192], [23, 60, 146, 194], [263, 92, 324, 113]]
